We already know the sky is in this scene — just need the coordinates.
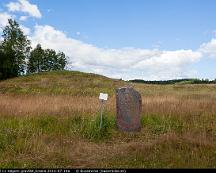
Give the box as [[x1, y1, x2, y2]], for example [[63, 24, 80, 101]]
[[0, 0, 216, 80]]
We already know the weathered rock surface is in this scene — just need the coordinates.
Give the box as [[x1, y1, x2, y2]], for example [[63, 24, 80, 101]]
[[116, 87, 142, 132]]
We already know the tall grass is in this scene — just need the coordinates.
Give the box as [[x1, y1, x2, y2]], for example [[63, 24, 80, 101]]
[[0, 71, 216, 168]]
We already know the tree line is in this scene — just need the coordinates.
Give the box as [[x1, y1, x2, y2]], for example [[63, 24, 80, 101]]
[[0, 19, 67, 80], [129, 78, 216, 85]]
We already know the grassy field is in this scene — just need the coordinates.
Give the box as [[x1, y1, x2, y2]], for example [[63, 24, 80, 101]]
[[0, 71, 216, 168]]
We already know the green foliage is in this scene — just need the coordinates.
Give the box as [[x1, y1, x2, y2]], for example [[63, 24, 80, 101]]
[[0, 19, 67, 80], [27, 45, 67, 74], [43, 49, 67, 71], [0, 47, 6, 79], [0, 19, 31, 79], [27, 44, 44, 73]]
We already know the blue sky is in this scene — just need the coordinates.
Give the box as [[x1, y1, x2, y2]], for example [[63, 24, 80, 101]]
[[0, 0, 216, 80]]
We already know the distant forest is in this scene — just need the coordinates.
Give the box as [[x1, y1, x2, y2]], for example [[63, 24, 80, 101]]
[[129, 78, 216, 85]]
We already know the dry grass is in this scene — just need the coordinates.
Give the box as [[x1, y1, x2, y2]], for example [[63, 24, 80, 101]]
[[0, 71, 216, 168], [142, 94, 216, 116], [1, 92, 216, 118], [0, 94, 116, 116]]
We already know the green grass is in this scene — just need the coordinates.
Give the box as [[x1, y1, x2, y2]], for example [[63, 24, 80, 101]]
[[0, 112, 215, 168], [0, 70, 124, 96], [141, 114, 184, 135], [80, 112, 116, 141], [0, 113, 116, 168], [0, 113, 116, 147]]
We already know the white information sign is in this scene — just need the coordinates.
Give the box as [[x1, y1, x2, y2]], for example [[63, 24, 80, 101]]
[[99, 93, 108, 101], [99, 93, 108, 129]]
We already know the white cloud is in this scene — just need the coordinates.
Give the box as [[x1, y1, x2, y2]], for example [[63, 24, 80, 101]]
[[0, 12, 30, 35], [19, 15, 28, 21], [30, 25, 202, 80], [6, 0, 42, 18], [20, 25, 31, 35], [0, 12, 12, 28], [199, 38, 216, 58]]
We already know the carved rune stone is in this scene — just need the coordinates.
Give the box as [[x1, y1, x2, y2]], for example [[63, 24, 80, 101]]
[[116, 87, 142, 132]]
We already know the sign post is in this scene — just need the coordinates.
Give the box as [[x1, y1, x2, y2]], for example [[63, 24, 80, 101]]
[[99, 93, 108, 129]]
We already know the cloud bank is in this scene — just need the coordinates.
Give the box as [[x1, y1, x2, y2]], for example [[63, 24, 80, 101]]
[[30, 25, 202, 80], [199, 39, 216, 58], [6, 0, 42, 18]]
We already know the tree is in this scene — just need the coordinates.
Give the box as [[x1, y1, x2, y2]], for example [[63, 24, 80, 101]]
[[56, 52, 67, 70], [0, 42, 13, 80], [43, 49, 67, 71], [1, 19, 31, 78], [0, 45, 6, 79], [27, 46, 67, 73], [27, 44, 44, 73], [43, 49, 56, 71]]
